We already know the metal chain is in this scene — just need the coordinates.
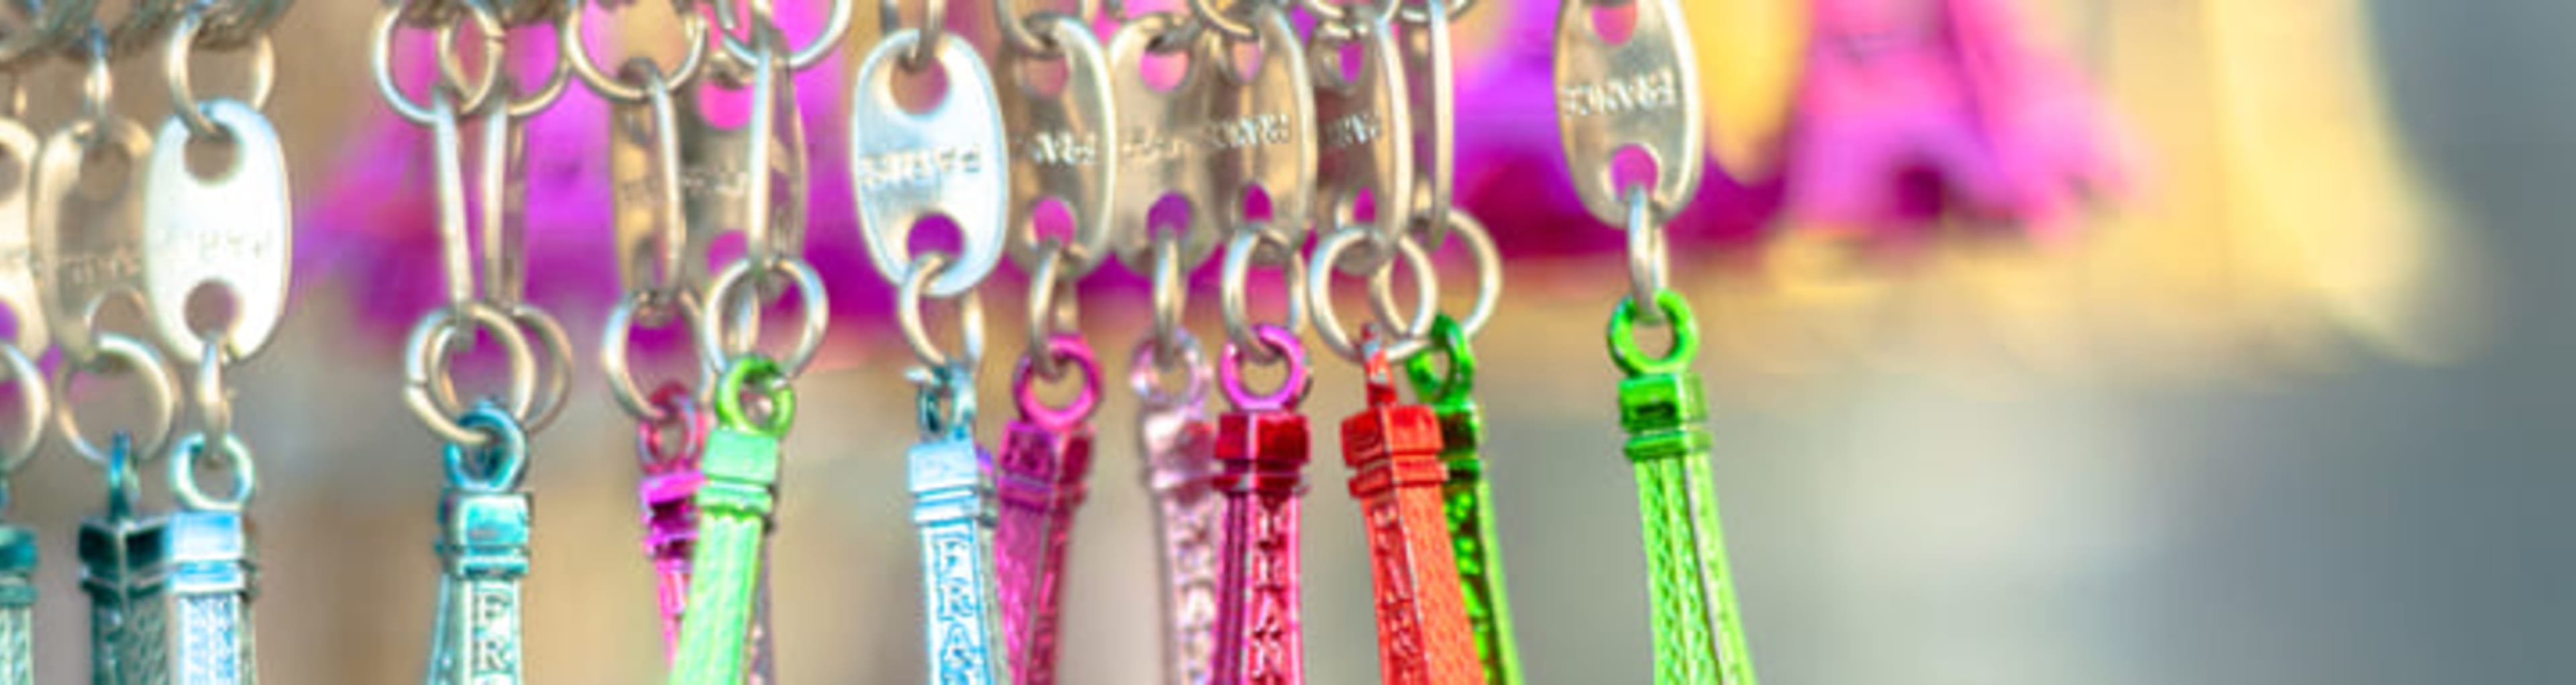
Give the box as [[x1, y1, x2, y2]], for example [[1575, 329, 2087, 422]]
[[375, 3, 581, 445]]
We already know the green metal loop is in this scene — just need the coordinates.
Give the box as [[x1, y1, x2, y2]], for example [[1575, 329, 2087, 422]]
[[716, 354, 797, 437], [1404, 314, 1477, 405], [442, 403, 528, 493], [1607, 288, 1700, 378]]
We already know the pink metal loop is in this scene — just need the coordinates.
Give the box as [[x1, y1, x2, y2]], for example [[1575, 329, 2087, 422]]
[[1014, 334, 1104, 431], [637, 380, 708, 472], [1218, 323, 1310, 412]]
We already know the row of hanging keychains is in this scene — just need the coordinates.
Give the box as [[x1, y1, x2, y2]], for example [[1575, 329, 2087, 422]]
[[372, 0, 842, 682], [0, 0, 299, 681]]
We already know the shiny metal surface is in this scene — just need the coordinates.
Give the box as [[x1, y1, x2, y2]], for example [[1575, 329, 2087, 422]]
[[1309, 15, 1412, 259], [31, 115, 150, 362], [1553, 0, 1704, 225], [850, 30, 1011, 298], [997, 13, 1120, 278], [142, 100, 291, 362], [0, 115, 43, 356]]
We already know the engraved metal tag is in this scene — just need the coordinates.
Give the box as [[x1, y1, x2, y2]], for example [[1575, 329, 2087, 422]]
[[1106, 13, 1218, 274], [32, 117, 152, 360], [1311, 16, 1413, 253], [1207, 6, 1320, 246], [850, 31, 1010, 297], [164, 509, 256, 685], [998, 13, 1120, 278], [908, 437, 1006, 685], [0, 117, 45, 356], [1555, 0, 1707, 225], [143, 101, 292, 361], [608, 56, 808, 299]]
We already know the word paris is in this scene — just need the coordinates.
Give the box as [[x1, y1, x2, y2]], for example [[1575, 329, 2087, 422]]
[[0, 0, 1761, 684]]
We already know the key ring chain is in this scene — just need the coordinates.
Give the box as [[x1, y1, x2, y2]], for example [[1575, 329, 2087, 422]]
[[1555, 0, 1760, 682], [651, 13, 821, 682]]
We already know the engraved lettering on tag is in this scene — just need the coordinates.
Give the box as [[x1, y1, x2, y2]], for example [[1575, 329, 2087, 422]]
[[1322, 113, 1385, 149], [855, 148, 987, 189], [1560, 69, 1680, 117], [1015, 131, 1097, 167]]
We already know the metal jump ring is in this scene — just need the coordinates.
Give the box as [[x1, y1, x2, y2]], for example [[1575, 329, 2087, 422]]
[[1398, 0, 1474, 23], [54, 333, 180, 468], [1148, 235, 1188, 366], [442, 403, 529, 493], [1428, 210, 1501, 339], [995, 2, 1098, 56], [1128, 329, 1208, 407], [0, 344, 48, 474], [192, 337, 233, 448], [1024, 244, 1080, 380], [163, 9, 276, 138], [372, 1, 503, 125], [1624, 187, 1668, 325], [504, 304, 575, 433], [1221, 227, 1308, 365], [403, 303, 539, 447], [1013, 333, 1102, 429], [698, 257, 829, 380], [1307, 227, 1436, 362], [493, 30, 576, 120], [716, 0, 854, 70], [898, 254, 987, 370], [1185, 0, 1263, 41], [605, 290, 711, 423], [881, 0, 951, 68], [562, 3, 710, 103], [1299, 0, 1397, 32], [637, 380, 708, 472], [1216, 323, 1308, 412], [168, 432, 254, 513]]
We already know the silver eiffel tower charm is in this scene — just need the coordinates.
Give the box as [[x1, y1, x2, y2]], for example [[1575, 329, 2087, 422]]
[[80, 435, 169, 685], [426, 406, 530, 684], [165, 433, 262, 685], [0, 515, 36, 684]]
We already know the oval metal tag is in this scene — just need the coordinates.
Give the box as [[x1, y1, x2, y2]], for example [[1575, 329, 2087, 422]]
[[0, 117, 44, 356], [1108, 13, 1218, 275], [999, 13, 1120, 278], [32, 117, 152, 362], [850, 30, 1010, 298], [1555, 0, 1706, 227], [1208, 5, 1318, 245], [144, 101, 292, 362], [1311, 16, 1413, 254]]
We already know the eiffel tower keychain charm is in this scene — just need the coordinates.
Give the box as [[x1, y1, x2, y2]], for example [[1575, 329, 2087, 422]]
[[1558, 0, 1762, 681], [425, 405, 533, 684]]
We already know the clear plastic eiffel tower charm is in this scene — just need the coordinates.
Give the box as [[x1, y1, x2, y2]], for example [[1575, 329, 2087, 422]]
[[81, 434, 168, 685], [427, 405, 531, 684]]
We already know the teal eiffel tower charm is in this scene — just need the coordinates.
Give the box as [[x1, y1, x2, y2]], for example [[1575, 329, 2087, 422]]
[[427, 405, 531, 684]]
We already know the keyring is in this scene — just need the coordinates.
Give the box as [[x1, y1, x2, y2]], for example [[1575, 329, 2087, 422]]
[[561, 2, 710, 103], [1221, 226, 1309, 365], [698, 257, 830, 380], [1130, 330, 1210, 409], [1216, 323, 1309, 412], [896, 253, 988, 371], [1014, 334, 1102, 431], [403, 303, 539, 447], [0, 344, 48, 474], [606, 290, 712, 423], [54, 332, 180, 468], [163, 9, 276, 138], [372, 1, 503, 125], [1307, 227, 1436, 362], [169, 431, 256, 513], [715, 0, 855, 70]]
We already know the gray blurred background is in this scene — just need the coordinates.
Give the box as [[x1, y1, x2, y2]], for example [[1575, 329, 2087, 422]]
[[2, 0, 2569, 682]]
